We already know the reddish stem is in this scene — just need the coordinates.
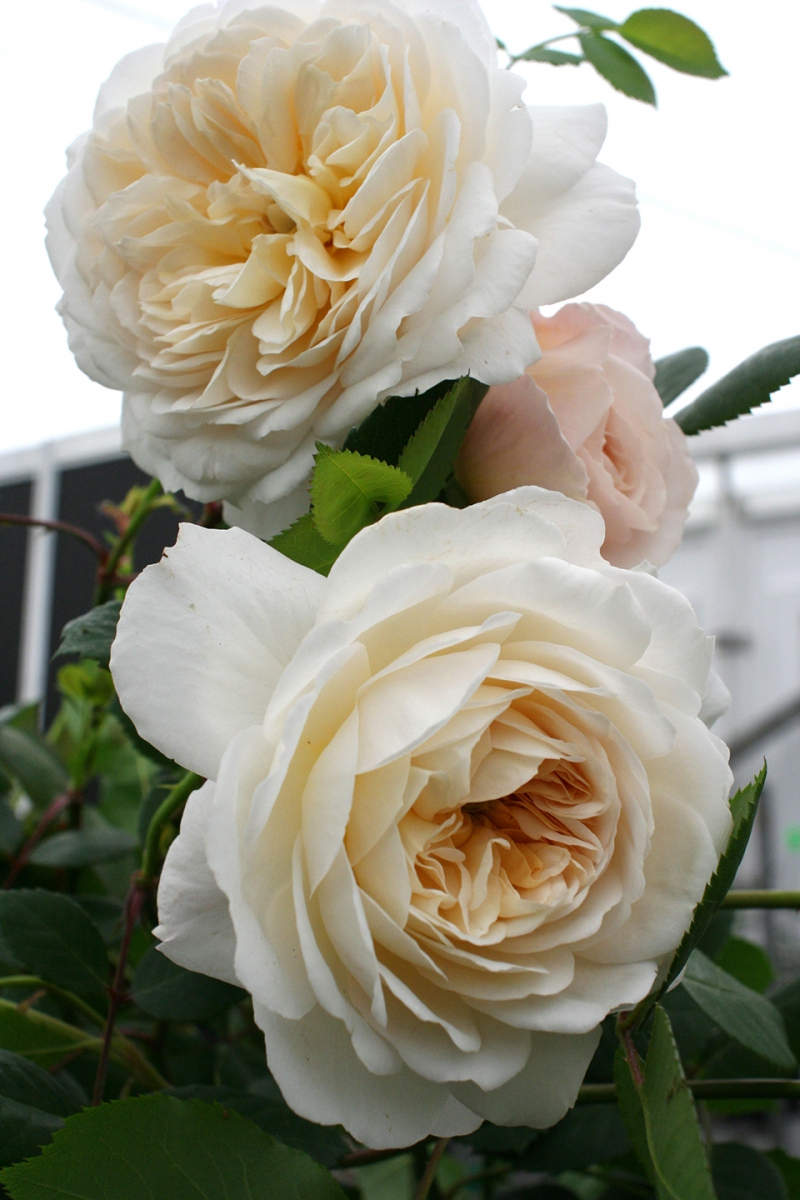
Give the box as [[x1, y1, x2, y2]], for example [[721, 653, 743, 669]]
[[0, 513, 108, 565], [621, 1025, 645, 1089], [4, 791, 78, 888], [91, 882, 145, 1105]]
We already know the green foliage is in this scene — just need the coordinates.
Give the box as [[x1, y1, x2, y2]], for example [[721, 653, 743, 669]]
[[654, 346, 709, 405], [0, 799, 22, 854], [0, 1095, 347, 1200], [518, 45, 583, 64], [0, 1050, 79, 1168], [676, 335, 800, 436], [768, 1149, 800, 1199], [0, 891, 109, 1005], [398, 377, 488, 505], [716, 936, 774, 993], [682, 950, 795, 1071], [168, 1086, 350, 1167], [0, 726, 69, 807], [554, 5, 618, 30], [0, 998, 98, 1070], [619, 1006, 716, 1199], [132, 949, 245, 1022], [54, 600, 122, 668], [663, 767, 766, 996], [579, 32, 657, 103], [713, 1143, 789, 1200], [311, 445, 413, 545], [269, 512, 341, 575], [522, 1103, 630, 1172], [28, 826, 137, 868], [619, 9, 727, 76]]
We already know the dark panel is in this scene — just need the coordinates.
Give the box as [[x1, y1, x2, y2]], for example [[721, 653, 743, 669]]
[[47, 456, 200, 720], [0, 481, 32, 710]]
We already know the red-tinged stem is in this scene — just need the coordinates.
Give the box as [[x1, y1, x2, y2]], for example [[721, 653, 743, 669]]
[[4, 790, 78, 888], [618, 1017, 645, 1089], [414, 1139, 448, 1200], [91, 882, 145, 1105], [0, 513, 108, 564]]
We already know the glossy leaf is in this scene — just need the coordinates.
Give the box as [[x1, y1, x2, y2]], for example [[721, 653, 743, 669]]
[[0, 1050, 79, 1168], [676, 335, 800, 436], [642, 1005, 716, 1200], [0, 1095, 347, 1200], [168, 1086, 349, 1167], [28, 827, 137, 869], [53, 601, 121, 668], [269, 512, 340, 575], [554, 5, 618, 29], [517, 45, 583, 64], [343, 386, 446, 465], [399, 377, 488, 506], [311, 445, 412, 545], [683, 950, 795, 1071], [0, 726, 69, 807], [0, 890, 109, 1003], [132, 949, 245, 1022], [579, 32, 656, 103], [654, 346, 709, 405], [620, 9, 727, 78], [713, 1143, 789, 1200], [0, 999, 98, 1070]]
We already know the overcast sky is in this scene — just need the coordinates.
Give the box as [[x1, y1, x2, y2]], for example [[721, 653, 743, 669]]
[[1, 0, 797, 456]]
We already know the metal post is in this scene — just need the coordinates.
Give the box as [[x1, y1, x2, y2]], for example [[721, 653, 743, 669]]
[[16, 445, 60, 714]]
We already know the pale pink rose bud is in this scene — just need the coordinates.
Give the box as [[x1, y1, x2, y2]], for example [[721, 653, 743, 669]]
[[457, 303, 698, 568]]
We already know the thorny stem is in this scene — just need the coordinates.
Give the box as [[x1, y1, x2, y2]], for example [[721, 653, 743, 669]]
[[0, 513, 107, 563], [94, 478, 163, 605], [616, 1015, 645, 1089], [4, 790, 79, 888], [91, 883, 145, 1105], [413, 1138, 449, 1200]]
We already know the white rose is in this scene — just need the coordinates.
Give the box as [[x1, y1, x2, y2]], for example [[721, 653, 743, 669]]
[[111, 487, 731, 1148], [47, 0, 638, 528]]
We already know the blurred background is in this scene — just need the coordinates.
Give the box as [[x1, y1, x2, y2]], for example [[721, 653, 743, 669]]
[[0, 1, 798, 971]]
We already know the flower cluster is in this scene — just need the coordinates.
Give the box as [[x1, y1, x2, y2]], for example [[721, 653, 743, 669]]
[[47, 0, 732, 1155]]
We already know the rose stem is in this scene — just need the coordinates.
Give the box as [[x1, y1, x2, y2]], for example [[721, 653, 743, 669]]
[[0, 513, 107, 564], [722, 889, 800, 908], [4, 790, 78, 888], [94, 478, 162, 605], [91, 880, 145, 1105], [578, 1079, 800, 1103], [413, 1138, 449, 1200]]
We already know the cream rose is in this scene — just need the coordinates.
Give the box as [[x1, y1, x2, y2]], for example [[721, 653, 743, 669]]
[[111, 487, 731, 1148], [46, 0, 639, 530], [457, 304, 698, 567]]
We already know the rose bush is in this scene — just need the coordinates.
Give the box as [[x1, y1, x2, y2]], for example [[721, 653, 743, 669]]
[[46, 0, 639, 534], [457, 304, 698, 567], [111, 486, 732, 1148]]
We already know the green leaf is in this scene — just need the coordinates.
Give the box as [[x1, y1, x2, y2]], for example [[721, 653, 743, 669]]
[[0, 798, 23, 855], [654, 347, 709, 405], [132, 949, 245, 1022], [0, 998, 98, 1070], [0, 727, 69, 807], [0, 1095, 347, 1200], [682, 950, 795, 1071], [398, 377, 488, 506], [554, 5, 619, 30], [662, 766, 766, 995], [713, 1144, 789, 1200], [0, 1050, 79, 1168], [716, 936, 774, 994], [643, 1005, 716, 1200], [523, 1103, 630, 1171], [269, 512, 340, 575], [518, 45, 583, 64], [579, 32, 657, 103], [676, 336, 800, 436], [74, 897, 123, 945], [619, 9, 727, 78], [53, 601, 122, 668], [311, 445, 412, 545], [0, 891, 109, 1004], [28, 827, 137, 869], [168, 1086, 349, 1167], [343, 384, 451, 465], [768, 1150, 800, 1200]]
